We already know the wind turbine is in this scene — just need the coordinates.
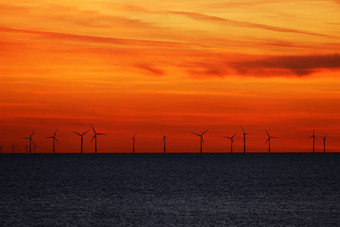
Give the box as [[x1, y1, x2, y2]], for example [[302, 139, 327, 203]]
[[240, 126, 249, 153], [73, 129, 88, 154], [90, 124, 107, 153], [225, 132, 237, 153], [309, 128, 316, 153], [24, 131, 35, 154], [11, 143, 17, 154], [265, 129, 278, 153], [161, 130, 166, 154], [47, 129, 60, 154], [131, 134, 136, 153], [192, 129, 208, 153], [323, 135, 328, 153]]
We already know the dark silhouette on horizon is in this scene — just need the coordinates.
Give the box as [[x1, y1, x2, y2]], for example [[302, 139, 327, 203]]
[[265, 129, 278, 153], [323, 135, 327, 153], [309, 128, 316, 153], [90, 124, 107, 154], [225, 132, 237, 153], [131, 134, 136, 153], [46, 129, 60, 154], [11, 143, 16, 154], [161, 130, 166, 153], [192, 129, 208, 153], [24, 131, 35, 154], [241, 126, 249, 153], [73, 129, 88, 154]]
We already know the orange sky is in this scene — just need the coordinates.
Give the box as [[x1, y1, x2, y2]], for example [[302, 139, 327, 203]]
[[1, 0, 340, 153]]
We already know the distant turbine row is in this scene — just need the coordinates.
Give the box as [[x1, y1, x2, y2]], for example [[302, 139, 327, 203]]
[[0, 126, 330, 154]]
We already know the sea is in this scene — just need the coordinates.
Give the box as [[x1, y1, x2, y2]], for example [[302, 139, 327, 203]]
[[0, 153, 339, 226]]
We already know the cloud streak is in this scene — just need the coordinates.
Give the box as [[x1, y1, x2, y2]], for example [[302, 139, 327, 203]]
[[170, 11, 337, 39], [186, 54, 340, 78], [232, 54, 340, 76]]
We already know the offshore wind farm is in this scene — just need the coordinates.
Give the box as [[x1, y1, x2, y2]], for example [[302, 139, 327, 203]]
[[1, 0, 340, 226], [0, 126, 338, 154]]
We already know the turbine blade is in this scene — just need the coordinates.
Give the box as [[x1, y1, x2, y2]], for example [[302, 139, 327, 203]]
[[54, 129, 58, 137], [192, 133, 201, 136], [265, 129, 270, 137], [30, 130, 35, 137], [97, 133, 107, 135], [232, 131, 237, 138], [55, 137, 60, 144], [90, 135, 96, 143], [265, 138, 269, 144], [73, 131, 81, 136], [91, 124, 96, 133], [82, 129, 89, 136], [240, 126, 245, 133], [202, 129, 208, 135]]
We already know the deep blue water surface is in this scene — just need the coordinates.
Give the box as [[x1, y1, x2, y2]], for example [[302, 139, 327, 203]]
[[0, 154, 339, 226]]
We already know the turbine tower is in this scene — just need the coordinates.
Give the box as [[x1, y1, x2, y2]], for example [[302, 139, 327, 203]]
[[131, 134, 136, 153], [24, 131, 35, 154], [240, 126, 248, 153], [192, 129, 208, 153], [225, 132, 237, 153], [161, 130, 166, 154], [90, 124, 107, 154], [323, 135, 327, 153], [47, 129, 60, 154], [11, 143, 17, 154], [310, 128, 316, 153], [73, 130, 88, 154], [265, 129, 278, 153]]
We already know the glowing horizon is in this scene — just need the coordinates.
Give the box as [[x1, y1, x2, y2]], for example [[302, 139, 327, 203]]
[[1, 0, 340, 153]]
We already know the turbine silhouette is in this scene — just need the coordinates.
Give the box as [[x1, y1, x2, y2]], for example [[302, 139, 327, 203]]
[[161, 130, 166, 154], [131, 134, 136, 153], [23, 131, 35, 154], [192, 129, 208, 153], [240, 126, 249, 153], [225, 132, 237, 153], [90, 124, 107, 153], [46, 129, 60, 154], [309, 128, 316, 153], [265, 129, 278, 153], [73, 129, 88, 154], [323, 135, 328, 153], [11, 143, 17, 154]]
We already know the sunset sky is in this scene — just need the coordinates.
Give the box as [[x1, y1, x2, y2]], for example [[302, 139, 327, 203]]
[[1, 0, 340, 153]]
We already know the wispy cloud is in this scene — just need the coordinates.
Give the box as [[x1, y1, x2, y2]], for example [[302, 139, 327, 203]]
[[169, 11, 336, 39], [135, 64, 165, 76], [186, 53, 340, 78], [231, 54, 340, 76]]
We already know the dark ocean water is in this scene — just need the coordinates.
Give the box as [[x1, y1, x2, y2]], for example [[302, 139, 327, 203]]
[[0, 154, 339, 226]]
